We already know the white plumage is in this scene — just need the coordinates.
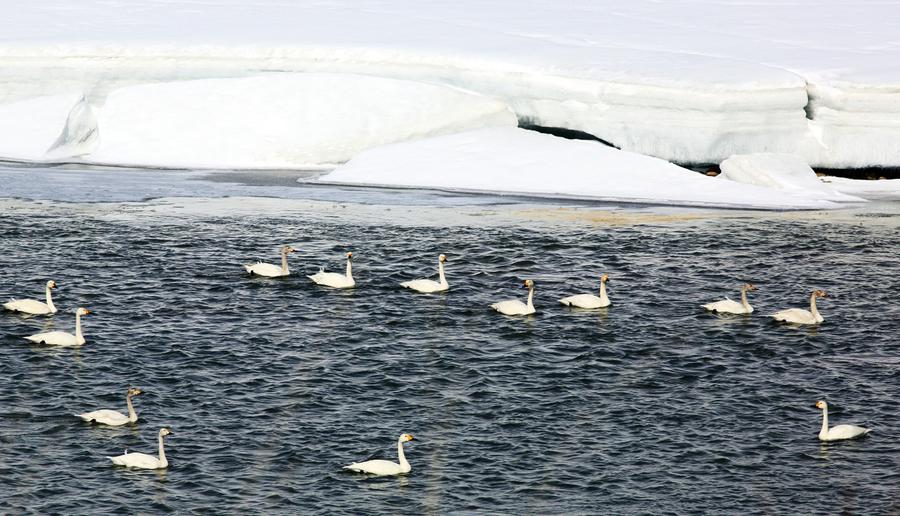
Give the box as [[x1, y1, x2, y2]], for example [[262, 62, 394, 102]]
[[772, 290, 826, 325], [243, 245, 295, 277], [109, 428, 173, 469], [309, 252, 356, 289], [25, 307, 90, 346], [77, 387, 143, 426], [401, 254, 448, 293], [492, 279, 536, 316], [4, 280, 58, 315], [559, 273, 611, 309], [702, 283, 756, 314], [343, 433, 414, 476], [815, 400, 870, 441]]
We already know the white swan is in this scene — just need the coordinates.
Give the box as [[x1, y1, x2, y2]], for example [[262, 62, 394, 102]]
[[491, 279, 536, 316], [772, 289, 826, 325], [25, 307, 90, 346], [702, 283, 757, 314], [343, 433, 415, 476], [815, 400, 870, 441], [243, 245, 295, 277], [77, 387, 143, 426], [559, 273, 611, 309], [3, 280, 58, 315], [401, 254, 448, 293], [109, 427, 173, 469], [309, 252, 355, 289]]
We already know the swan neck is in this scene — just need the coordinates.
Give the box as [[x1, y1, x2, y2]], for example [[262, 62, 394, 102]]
[[75, 311, 83, 343], [397, 438, 409, 469], [820, 405, 829, 437], [158, 433, 168, 467], [526, 286, 534, 309], [810, 293, 820, 318], [741, 288, 750, 309], [126, 393, 137, 422], [599, 281, 609, 304], [46, 285, 56, 312], [281, 250, 290, 274], [438, 260, 447, 286], [346, 257, 353, 279]]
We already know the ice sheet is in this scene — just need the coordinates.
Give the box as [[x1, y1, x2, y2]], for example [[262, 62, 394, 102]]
[[718, 153, 863, 203]]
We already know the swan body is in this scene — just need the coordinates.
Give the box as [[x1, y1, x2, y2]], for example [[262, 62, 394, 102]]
[[25, 307, 90, 346], [559, 274, 611, 309], [772, 290, 826, 325], [77, 387, 143, 426], [109, 428, 173, 469], [492, 279, 536, 316], [401, 254, 448, 293], [309, 252, 355, 289], [343, 433, 414, 476], [3, 280, 58, 315], [816, 400, 870, 441], [702, 283, 756, 314], [243, 245, 295, 277]]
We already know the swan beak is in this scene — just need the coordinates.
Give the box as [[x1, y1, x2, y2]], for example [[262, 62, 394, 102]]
[[84, 309, 92, 315]]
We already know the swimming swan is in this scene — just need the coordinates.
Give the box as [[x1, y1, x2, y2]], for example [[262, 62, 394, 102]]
[[309, 252, 355, 289], [492, 279, 536, 316], [25, 307, 90, 346], [3, 280, 58, 315], [243, 245, 295, 277], [702, 283, 757, 314], [343, 433, 415, 476], [401, 254, 448, 293], [559, 274, 611, 309], [815, 400, 870, 441], [109, 428, 173, 469], [77, 387, 143, 426], [772, 290, 826, 325]]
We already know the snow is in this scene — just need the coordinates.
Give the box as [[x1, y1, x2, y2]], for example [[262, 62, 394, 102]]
[[821, 176, 900, 201], [1, 1, 899, 169], [320, 128, 852, 210], [718, 153, 863, 203], [0, 94, 80, 160]]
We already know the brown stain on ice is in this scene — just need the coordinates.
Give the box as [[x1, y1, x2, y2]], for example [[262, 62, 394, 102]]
[[512, 207, 710, 226]]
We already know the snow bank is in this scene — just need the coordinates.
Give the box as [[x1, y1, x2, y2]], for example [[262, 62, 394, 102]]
[[719, 153, 863, 203], [320, 128, 850, 210], [81, 74, 514, 168], [1, 1, 899, 168], [820, 176, 900, 201], [0, 94, 80, 160]]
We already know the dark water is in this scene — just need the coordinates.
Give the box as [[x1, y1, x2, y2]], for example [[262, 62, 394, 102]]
[[1, 171, 900, 514]]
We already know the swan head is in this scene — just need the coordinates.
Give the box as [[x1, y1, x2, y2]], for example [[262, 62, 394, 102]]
[[76, 307, 91, 316], [439, 254, 447, 263], [127, 387, 143, 397], [743, 283, 757, 291], [814, 289, 827, 298], [815, 400, 828, 410], [160, 427, 174, 438], [601, 274, 609, 283], [47, 280, 57, 289], [282, 245, 296, 254], [522, 279, 535, 289], [400, 433, 414, 443], [346, 252, 353, 260]]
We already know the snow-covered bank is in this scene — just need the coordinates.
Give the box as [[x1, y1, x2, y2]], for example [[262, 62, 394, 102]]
[[718, 153, 863, 203], [319, 128, 856, 210], [1, 1, 899, 169]]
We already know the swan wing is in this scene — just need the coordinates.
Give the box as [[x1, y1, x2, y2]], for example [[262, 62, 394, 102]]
[[702, 299, 746, 314], [25, 331, 78, 346], [309, 272, 355, 288], [109, 452, 160, 469], [559, 294, 606, 309], [343, 459, 403, 476], [401, 279, 445, 293], [77, 409, 130, 426], [491, 300, 529, 316], [3, 299, 52, 314], [825, 424, 871, 441], [771, 308, 815, 324], [245, 262, 284, 277]]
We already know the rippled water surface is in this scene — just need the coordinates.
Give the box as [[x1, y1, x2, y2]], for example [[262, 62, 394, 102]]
[[1, 167, 899, 514]]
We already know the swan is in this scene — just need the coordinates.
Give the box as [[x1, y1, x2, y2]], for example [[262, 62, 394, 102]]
[[815, 400, 870, 441], [491, 279, 536, 316], [3, 280, 58, 315], [109, 428, 173, 469], [76, 387, 143, 426], [309, 252, 355, 289], [401, 254, 448, 293], [559, 274, 611, 309], [772, 290, 826, 325], [24, 307, 90, 346], [243, 245, 295, 277], [702, 283, 757, 314], [343, 433, 415, 476]]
